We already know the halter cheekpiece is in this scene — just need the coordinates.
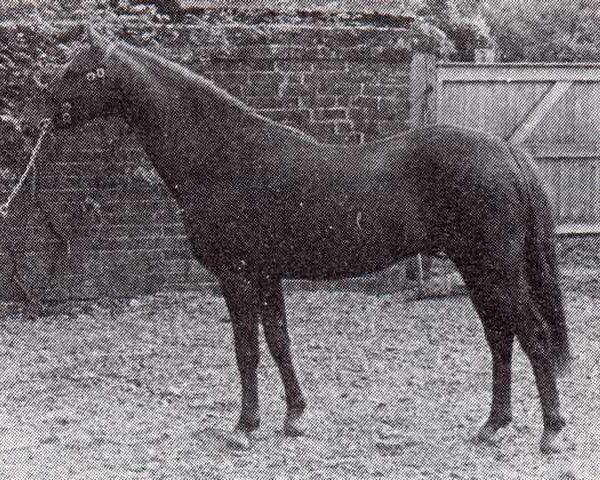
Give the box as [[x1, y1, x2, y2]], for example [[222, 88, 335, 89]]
[[60, 67, 107, 125]]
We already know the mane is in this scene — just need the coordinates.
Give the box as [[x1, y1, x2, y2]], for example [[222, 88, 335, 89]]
[[114, 41, 319, 144], [117, 42, 250, 108]]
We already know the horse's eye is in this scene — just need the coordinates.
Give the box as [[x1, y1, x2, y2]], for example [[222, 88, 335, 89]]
[[96, 68, 105, 78], [86, 72, 96, 82]]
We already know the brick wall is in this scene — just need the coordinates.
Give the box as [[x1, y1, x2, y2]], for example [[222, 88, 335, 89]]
[[0, 21, 413, 302]]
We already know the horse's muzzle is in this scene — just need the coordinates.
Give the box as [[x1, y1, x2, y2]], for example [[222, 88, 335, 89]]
[[19, 100, 51, 137]]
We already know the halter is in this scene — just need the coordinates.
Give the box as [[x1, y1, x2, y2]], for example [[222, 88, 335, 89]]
[[59, 65, 108, 126], [57, 41, 117, 125]]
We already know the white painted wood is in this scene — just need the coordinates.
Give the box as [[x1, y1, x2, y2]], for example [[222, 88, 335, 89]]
[[532, 143, 600, 159], [510, 82, 572, 143], [555, 223, 600, 236], [438, 64, 600, 83]]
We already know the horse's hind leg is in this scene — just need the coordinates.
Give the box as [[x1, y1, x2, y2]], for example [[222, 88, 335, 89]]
[[454, 256, 566, 452], [257, 276, 306, 436], [456, 262, 515, 442], [516, 312, 566, 453], [477, 326, 514, 443]]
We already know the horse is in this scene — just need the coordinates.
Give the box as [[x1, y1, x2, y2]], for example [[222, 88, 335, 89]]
[[21, 26, 572, 453]]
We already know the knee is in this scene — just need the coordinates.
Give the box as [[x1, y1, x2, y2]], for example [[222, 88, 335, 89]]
[[265, 340, 291, 363], [517, 330, 551, 364], [244, 350, 260, 370], [262, 322, 290, 354], [235, 340, 260, 371]]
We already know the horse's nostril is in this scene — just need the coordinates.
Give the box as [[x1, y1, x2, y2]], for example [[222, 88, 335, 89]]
[[62, 112, 72, 124], [21, 123, 36, 137]]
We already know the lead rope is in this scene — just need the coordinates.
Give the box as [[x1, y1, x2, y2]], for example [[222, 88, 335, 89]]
[[0, 119, 52, 218], [0, 119, 53, 316]]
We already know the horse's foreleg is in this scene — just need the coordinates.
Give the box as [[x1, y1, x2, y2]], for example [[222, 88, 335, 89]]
[[220, 274, 261, 447], [258, 276, 306, 436]]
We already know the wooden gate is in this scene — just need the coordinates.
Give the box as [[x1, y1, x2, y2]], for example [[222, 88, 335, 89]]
[[411, 54, 600, 237]]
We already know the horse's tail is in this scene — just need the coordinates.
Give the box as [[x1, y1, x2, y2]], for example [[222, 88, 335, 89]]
[[510, 144, 572, 376]]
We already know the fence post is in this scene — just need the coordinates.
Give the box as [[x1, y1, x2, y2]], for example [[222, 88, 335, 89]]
[[407, 53, 437, 284], [410, 52, 438, 127]]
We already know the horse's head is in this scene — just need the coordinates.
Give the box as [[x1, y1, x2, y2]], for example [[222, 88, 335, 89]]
[[21, 26, 121, 133]]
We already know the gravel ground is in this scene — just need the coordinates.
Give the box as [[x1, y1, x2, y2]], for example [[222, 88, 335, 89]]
[[0, 275, 598, 479]]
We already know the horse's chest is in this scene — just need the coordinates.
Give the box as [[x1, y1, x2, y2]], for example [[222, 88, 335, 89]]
[[178, 191, 263, 263]]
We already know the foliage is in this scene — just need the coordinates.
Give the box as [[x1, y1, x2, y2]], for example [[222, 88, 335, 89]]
[[413, 0, 600, 62], [0, 0, 494, 61], [484, 0, 600, 62], [6, 0, 600, 63], [416, 0, 493, 60], [0, 24, 70, 119], [408, 19, 456, 57]]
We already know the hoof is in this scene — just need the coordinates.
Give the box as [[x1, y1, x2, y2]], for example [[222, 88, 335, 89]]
[[473, 423, 499, 444], [225, 429, 250, 450], [540, 430, 565, 454], [283, 411, 306, 437]]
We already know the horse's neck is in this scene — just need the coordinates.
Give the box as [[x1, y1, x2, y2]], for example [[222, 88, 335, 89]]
[[114, 49, 264, 188]]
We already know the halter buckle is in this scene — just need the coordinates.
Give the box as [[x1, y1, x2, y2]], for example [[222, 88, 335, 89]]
[[38, 118, 52, 130]]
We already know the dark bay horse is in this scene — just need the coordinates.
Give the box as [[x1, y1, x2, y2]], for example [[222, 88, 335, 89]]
[[22, 27, 572, 453]]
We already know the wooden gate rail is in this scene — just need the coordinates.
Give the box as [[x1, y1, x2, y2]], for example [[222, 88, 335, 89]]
[[436, 62, 600, 83]]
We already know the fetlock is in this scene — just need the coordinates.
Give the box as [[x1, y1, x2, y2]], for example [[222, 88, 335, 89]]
[[237, 415, 260, 433], [283, 404, 306, 437], [543, 413, 566, 432], [489, 412, 512, 429]]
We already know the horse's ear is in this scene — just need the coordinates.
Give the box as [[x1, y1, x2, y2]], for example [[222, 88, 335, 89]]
[[85, 26, 112, 53], [54, 23, 87, 44]]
